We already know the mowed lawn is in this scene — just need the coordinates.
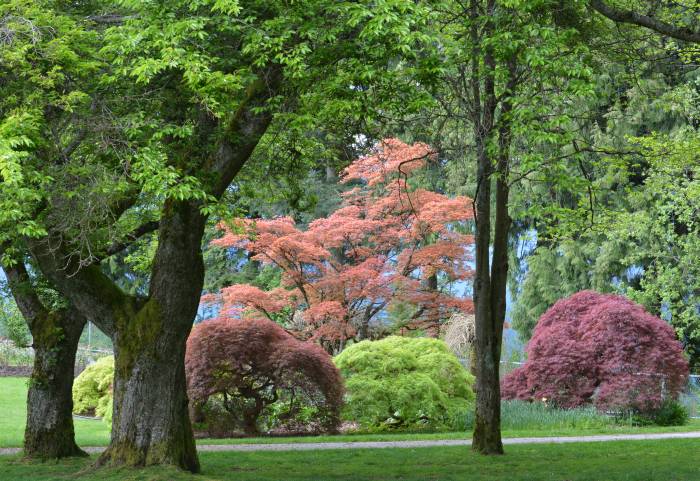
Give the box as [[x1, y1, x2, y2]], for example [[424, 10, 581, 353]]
[[0, 377, 110, 448], [2, 376, 700, 449], [1, 440, 699, 481]]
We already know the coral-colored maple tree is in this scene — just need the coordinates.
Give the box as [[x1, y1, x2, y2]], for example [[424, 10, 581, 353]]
[[501, 291, 689, 413], [209, 139, 475, 353]]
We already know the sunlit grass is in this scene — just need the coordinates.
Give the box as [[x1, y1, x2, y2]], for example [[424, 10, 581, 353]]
[[2, 440, 700, 480]]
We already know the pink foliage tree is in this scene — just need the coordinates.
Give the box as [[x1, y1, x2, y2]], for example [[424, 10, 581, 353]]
[[209, 139, 475, 353], [502, 290, 689, 412]]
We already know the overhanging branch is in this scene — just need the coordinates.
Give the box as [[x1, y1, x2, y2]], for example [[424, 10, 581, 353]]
[[590, 0, 700, 43]]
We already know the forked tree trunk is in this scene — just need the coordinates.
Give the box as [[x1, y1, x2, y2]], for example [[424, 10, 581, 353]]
[[471, 145, 505, 455], [25, 69, 278, 472], [25, 312, 87, 459], [471, 77, 513, 454], [471, 178, 509, 454]]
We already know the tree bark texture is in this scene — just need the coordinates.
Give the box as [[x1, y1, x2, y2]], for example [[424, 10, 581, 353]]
[[25, 64, 280, 472], [2, 257, 87, 458], [96, 201, 205, 472], [25, 312, 87, 459]]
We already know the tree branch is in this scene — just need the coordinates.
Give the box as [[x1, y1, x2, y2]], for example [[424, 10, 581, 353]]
[[86, 14, 137, 25], [1, 255, 47, 329], [101, 220, 160, 261], [590, 0, 700, 43]]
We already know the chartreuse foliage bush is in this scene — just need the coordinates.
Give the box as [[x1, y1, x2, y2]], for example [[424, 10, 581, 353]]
[[72, 355, 114, 423], [334, 336, 474, 431]]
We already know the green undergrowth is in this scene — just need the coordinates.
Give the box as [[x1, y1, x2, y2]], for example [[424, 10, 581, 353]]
[[2, 440, 700, 480]]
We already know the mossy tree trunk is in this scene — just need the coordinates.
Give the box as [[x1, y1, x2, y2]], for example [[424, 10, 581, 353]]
[[2, 256, 87, 459], [101, 324, 197, 469], [26, 70, 279, 472], [96, 201, 205, 472], [25, 311, 87, 458]]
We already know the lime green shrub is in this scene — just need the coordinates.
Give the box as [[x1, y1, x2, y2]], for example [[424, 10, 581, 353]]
[[334, 336, 474, 431], [72, 355, 114, 423]]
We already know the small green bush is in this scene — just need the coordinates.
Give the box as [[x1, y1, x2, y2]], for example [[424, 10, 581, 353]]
[[628, 400, 689, 427], [72, 355, 114, 423], [334, 336, 474, 431]]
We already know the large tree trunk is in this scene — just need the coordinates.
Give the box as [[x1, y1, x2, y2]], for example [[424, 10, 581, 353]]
[[1, 255, 88, 459], [100, 324, 197, 469], [25, 68, 279, 472], [97, 201, 205, 472], [25, 311, 87, 459]]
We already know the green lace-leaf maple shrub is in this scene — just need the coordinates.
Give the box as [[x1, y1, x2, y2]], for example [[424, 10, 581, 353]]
[[334, 336, 474, 431], [72, 355, 114, 423]]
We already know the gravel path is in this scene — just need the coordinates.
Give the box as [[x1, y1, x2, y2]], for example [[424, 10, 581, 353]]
[[2, 431, 700, 456]]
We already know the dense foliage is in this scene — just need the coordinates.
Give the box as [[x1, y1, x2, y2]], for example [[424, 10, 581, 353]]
[[72, 356, 114, 422], [1, 0, 699, 466], [185, 317, 344, 436], [334, 336, 474, 431], [502, 291, 689, 414], [209, 140, 474, 353]]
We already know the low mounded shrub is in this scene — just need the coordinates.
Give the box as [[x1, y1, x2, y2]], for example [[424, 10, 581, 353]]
[[628, 400, 689, 427], [186, 317, 344, 436], [72, 355, 114, 422], [502, 291, 689, 417], [334, 336, 474, 431]]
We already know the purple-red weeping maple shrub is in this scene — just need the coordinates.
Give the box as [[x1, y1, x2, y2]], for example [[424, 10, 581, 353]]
[[185, 317, 344, 435], [502, 291, 689, 412]]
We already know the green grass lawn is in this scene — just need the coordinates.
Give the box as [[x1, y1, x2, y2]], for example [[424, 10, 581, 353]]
[[0, 377, 111, 448], [2, 376, 699, 449], [1, 439, 699, 480]]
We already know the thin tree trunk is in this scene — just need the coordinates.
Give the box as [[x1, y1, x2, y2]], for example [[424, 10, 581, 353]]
[[471, 144, 504, 454], [25, 311, 87, 459], [467, 0, 505, 455]]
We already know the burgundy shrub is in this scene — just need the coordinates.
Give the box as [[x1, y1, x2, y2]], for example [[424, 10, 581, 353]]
[[502, 290, 689, 412], [186, 316, 344, 435]]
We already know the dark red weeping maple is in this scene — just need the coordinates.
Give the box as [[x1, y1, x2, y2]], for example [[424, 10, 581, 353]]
[[185, 316, 344, 435], [502, 290, 689, 412]]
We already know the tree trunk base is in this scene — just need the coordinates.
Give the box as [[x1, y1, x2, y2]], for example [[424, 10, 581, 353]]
[[96, 440, 199, 472], [24, 315, 87, 460], [24, 428, 88, 459], [471, 425, 504, 455]]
